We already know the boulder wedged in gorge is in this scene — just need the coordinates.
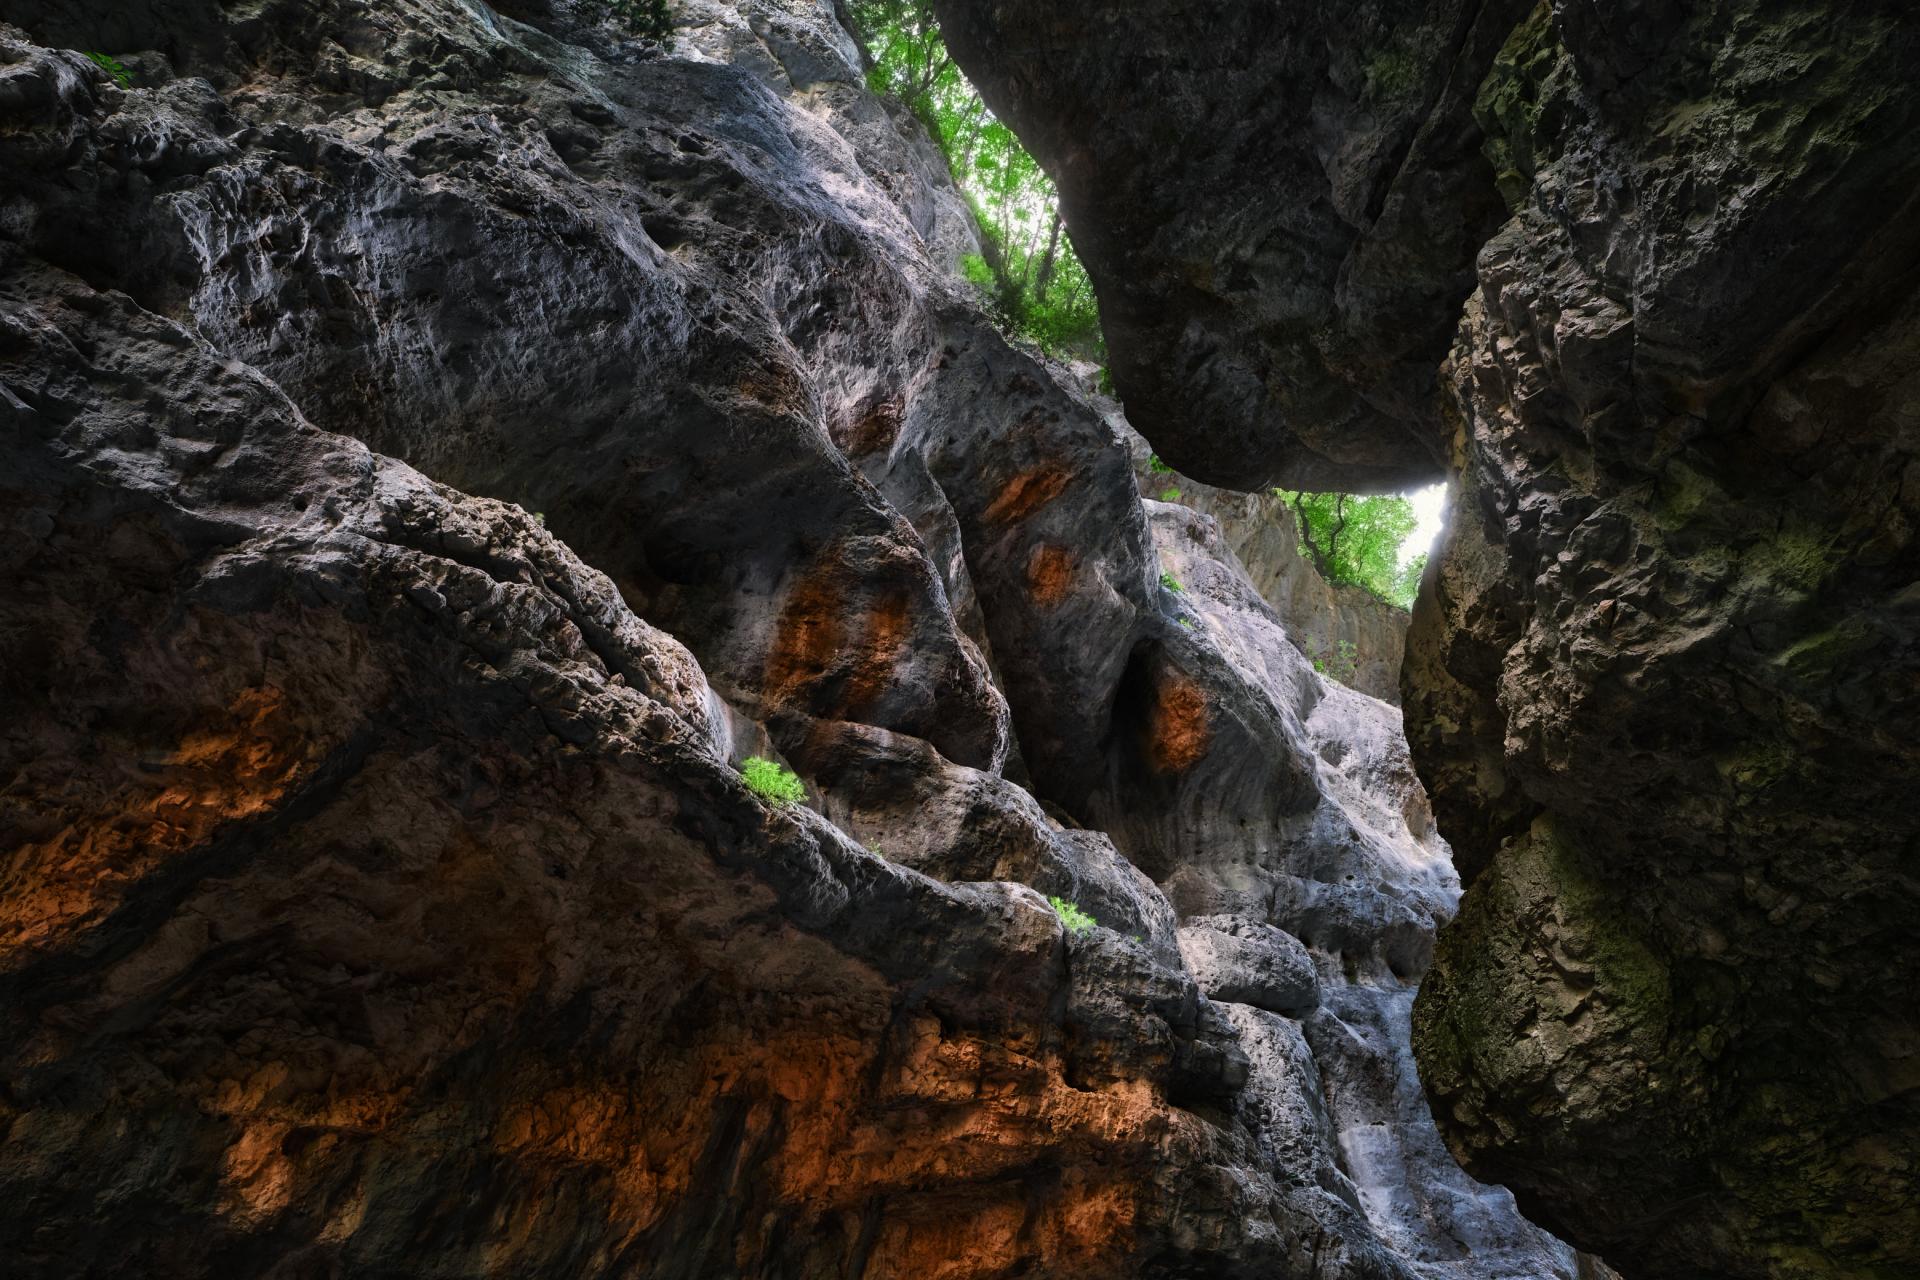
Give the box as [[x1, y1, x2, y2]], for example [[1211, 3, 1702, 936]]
[[932, 0, 1532, 492], [3, 1, 1590, 1276], [939, 0, 1920, 1275]]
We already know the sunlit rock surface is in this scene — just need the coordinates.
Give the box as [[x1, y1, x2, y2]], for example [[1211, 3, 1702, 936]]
[[1121, 419, 1410, 704], [938, 0, 1920, 1275]]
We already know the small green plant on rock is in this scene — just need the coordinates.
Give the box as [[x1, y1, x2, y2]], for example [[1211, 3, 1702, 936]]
[[1050, 896, 1096, 935], [1160, 570, 1183, 593], [1158, 486, 1181, 502], [1147, 454, 1173, 475], [740, 756, 805, 805], [84, 51, 132, 87]]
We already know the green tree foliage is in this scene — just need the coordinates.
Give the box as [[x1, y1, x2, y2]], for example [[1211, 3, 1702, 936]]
[[1276, 491, 1425, 609], [854, 0, 1103, 357]]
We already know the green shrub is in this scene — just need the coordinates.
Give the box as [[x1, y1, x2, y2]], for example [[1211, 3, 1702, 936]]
[[855, 0, 1103, 358], [740, 756, 805, 805], [83, 51, 131, 87], [1159, 570, 1182, 593], [1049, 896, 1096, 934], [1146, 454, 1173, 475], [1176, 615, 1194, 629], [1157, 486, 1181, 502]]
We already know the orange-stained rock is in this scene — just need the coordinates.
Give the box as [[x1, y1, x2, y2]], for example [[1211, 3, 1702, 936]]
[[1026, 544, 1076, 605], [983, 463, 1072, 525], [1146, 670, 1211, 774], [0, 686, 305, 966], [765, 568, 846, 704]]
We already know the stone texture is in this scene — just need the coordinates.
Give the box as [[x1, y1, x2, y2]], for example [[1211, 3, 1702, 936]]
[[1140, 465, 1593, 1280], [939, 0, 1920, 1275], [0, 237, 1309, 1280], [0, 1, 1595, 1276], [1124, 418, 1410, 703], [1406, 8, 1920, 1276], [1177, 916, 1319, 1016]]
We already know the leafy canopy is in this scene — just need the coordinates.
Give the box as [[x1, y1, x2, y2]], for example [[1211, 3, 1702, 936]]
[[1275, 491, 1425, 609], [854, 0, 1102, 357]]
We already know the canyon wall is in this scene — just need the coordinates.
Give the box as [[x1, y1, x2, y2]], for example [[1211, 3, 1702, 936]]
[[1126, 428, 1411, 705], [935, 1, 1920, 1277], [3, 1, 1584, 1276]]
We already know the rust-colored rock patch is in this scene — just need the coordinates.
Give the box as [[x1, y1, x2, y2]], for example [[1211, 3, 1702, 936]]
[[765, 570, 846, 704], [983, 463, 1071, 525], [1146, 670, 1211, 774], [1026, 544, 1076, 605], [842, 588, 913, 715], [0, 686, 305, 966], [835, 397, 904, 456]]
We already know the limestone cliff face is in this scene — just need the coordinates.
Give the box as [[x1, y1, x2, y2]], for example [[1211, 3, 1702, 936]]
[[2, 2, 1583, 1277], [936, 1, 1920, 1277], [1123, 423, 1410, 705]]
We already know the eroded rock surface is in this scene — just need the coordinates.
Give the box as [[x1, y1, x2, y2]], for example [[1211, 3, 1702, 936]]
[[940, 0, 1920, 1275], [3, 1, 1591, 1276], [1125, 424, 1410, 702], [1406, 8, 1920, 1274]]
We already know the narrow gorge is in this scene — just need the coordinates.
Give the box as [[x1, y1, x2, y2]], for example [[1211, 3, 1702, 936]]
[[0, 3, 1913, 1279]]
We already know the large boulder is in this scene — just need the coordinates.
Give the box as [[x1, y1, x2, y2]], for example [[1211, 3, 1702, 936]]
[[1177, 916, 1320, 1016]]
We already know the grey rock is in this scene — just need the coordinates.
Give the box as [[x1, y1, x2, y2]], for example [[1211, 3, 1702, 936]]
[[0, 0, 1607, 1276], [1120, 413, 1411, 703], [1178, 917, 1319, 1016]]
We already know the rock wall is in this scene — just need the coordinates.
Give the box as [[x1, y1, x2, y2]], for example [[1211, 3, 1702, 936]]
[[1124, 421, 1410, 703], [935, 1, 1920, 1277], [2, 2, 1584, 1277]]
